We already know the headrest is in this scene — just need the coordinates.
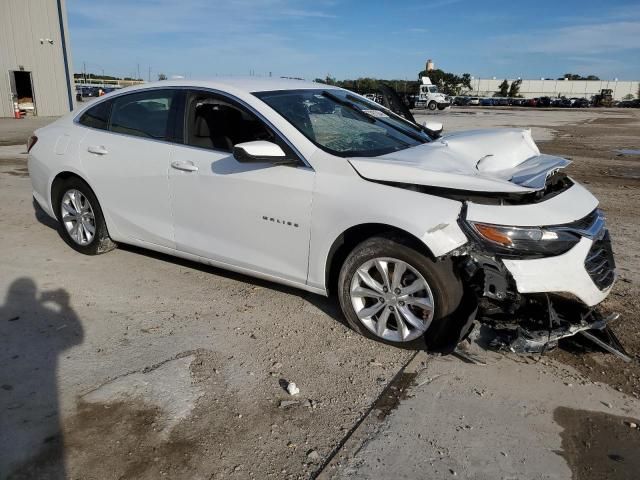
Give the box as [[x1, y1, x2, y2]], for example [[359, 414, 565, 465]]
[[194, 115, 210, 137]]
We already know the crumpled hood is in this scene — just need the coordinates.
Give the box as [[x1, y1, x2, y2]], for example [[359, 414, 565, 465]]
[[348, 128, 571, 193]]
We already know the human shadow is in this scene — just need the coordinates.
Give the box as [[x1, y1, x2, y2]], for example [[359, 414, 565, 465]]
[[0, 278, 83, 479]]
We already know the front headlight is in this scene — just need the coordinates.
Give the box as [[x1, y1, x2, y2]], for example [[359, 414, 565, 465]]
[[466, 221, 580, 257]]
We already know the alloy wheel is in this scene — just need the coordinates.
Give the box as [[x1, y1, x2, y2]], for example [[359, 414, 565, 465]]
[[349, 257, 435, 342], [61, 189, 96, 246]]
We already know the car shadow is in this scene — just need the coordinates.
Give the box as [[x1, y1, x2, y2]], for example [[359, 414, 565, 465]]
[[0, 278, 83, 479], [118, 243, 345, 326], [32, 198, 58, 230], [31, 199, 345, 327]]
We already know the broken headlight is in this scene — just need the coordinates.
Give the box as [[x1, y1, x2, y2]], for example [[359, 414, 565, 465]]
[[465, 221, 580, 257]]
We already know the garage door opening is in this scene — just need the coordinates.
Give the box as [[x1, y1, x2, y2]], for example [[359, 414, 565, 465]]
[[10, 70, 36, 116]]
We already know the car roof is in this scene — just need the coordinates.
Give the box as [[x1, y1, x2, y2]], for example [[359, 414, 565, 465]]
[[116, 77, 328, 95]]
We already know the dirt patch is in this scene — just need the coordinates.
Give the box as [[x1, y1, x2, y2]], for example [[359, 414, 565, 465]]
[[554, 407, 640, 480], [540, 109, 640, 398]]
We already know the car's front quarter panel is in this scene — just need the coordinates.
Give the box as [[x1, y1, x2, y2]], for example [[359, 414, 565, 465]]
[[306, 151, 467, 292]]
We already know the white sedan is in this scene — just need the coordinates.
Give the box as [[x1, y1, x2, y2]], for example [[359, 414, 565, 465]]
[[28, 78, 616, 347]]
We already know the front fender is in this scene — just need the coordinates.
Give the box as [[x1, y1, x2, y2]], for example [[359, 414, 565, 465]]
[[307, 174, 468, 292]]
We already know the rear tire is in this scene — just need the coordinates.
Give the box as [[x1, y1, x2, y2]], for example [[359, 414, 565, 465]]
[[337, 234, 463, 347], [54, 177, 116, 255], [437, 104, 447, 111]]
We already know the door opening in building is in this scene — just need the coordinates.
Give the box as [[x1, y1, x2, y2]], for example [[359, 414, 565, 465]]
[[10, 70, 36, 116]]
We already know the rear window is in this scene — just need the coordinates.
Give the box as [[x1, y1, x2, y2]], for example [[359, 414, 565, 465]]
[[78, 100, 112, 130], [109, 90, 177, 140]]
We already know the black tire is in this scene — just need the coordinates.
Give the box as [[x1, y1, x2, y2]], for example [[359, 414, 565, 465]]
[[428, 101, 437, 111], [54, 177, 116, 255], [437, 104, 447, 111], [337, 234, 463, 347]]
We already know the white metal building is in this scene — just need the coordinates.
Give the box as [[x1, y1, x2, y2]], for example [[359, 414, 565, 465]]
[[467, 78, 639, 100], [0, 0, 75, 117]]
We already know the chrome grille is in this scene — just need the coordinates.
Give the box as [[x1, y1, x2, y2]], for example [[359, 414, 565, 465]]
[[585, 230, 616, 290]]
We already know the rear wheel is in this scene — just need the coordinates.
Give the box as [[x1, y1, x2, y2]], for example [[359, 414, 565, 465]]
[[437, 104, 447, 110], [337, 235, 463, 347], [54, 177, 116, 255]]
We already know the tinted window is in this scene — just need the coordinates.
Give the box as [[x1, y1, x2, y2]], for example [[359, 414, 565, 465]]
[[78, 100, 112, 130], [185, 92, 276, 152], [109, 90, 177, 140]]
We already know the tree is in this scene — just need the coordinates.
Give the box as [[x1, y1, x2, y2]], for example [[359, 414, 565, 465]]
[[622, 93, 635, 101], [558, 73, 600, 80], [157, 73, 167, 81], [508, 78, 522, 97], [416, 68, 472, 96], [495, 79, 509, 97]]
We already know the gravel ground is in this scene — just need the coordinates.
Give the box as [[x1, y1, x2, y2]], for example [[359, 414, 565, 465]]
[[1, 107, 639, 479]]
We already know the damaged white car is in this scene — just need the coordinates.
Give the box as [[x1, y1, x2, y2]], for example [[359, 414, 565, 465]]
[[28, 79, 617, 350]]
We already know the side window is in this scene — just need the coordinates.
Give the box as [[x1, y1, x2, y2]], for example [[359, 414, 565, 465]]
[[185, 92, 276, 152], [78, 100, 112, 130], [109, 90, 177, 140]]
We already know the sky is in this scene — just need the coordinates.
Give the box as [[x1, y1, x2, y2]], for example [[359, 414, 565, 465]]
[[67, 0, 640, 81]]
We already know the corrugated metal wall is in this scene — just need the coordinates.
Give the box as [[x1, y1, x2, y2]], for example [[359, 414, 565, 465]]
[[0, 0, 75, 117]]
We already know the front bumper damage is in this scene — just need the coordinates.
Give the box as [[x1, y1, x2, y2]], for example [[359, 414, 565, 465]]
[[434, 205, 627, 359]]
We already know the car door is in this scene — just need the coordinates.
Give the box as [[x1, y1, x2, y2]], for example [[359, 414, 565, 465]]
[[77, 89, 183, 248], [168, 90, 314, 285]]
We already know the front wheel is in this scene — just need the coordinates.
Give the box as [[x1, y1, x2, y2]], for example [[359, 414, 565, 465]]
[[428, 101, 437, 111], [337, 235, 463, 346], [55, 177, 116, 255]]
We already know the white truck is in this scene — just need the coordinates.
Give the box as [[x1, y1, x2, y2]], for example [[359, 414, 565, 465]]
[[415, 76, 451, 110]]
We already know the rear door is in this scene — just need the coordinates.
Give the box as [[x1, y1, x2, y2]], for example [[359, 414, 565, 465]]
[[168, 90, 314, 284], [77, 89, 183, 247]]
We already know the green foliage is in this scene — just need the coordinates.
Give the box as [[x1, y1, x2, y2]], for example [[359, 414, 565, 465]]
[[314, 77, 420, 95], [622, 93, 635, 101], [558, 73, 600, 80], [508, 78, 522, 97], [494, 79, 509, 97], [416, 68, 471, 95]]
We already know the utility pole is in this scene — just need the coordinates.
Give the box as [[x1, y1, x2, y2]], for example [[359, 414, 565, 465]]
[[137, 63, 140, 81], [148, 65, 151, 82], [83, 61, 86, 84]]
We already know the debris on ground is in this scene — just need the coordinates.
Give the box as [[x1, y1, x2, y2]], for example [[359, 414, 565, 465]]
[[286, 382, 300, 396]]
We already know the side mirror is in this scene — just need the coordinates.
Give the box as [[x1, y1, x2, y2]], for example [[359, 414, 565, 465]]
[[233, 140, 296, 165], [423, 121, 443, 138]]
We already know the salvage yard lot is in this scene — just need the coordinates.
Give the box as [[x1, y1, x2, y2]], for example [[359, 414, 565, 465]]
[[1, 107, 640, 479]]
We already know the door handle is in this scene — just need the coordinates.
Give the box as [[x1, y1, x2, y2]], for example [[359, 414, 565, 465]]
[[87, 145, 108, 155], [171, 160, 198, 172]]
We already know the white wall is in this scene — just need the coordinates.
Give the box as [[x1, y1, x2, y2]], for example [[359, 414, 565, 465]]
[[467, 78, 639, 100]]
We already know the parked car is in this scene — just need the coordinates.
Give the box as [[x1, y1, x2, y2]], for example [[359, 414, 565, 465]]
[[510, 98, 524, 106], [537, 97, 552, 108], [618, 99, 640, 108], [467, 97, 480, 106], [573, 98, 591, 108], [453, 96, 469, 106], [524, 98, 538, 107], [480, 98, 494, 106], [27, 78, 617, 347]]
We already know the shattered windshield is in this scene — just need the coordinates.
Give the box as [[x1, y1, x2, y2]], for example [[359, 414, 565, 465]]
[[255, 89, 430, 157]]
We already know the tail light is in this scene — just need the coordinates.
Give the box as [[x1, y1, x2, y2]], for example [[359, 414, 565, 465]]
[[27, 135, 38, 153]]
